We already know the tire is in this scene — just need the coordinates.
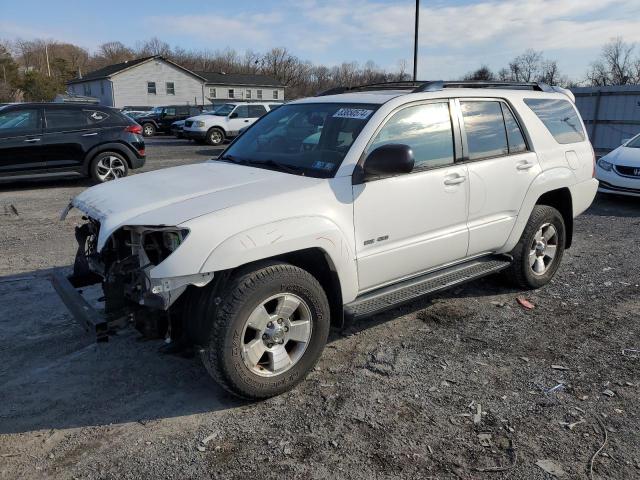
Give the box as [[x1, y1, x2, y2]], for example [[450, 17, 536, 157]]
[[199, 262, 330, 399], [205, 127, 225, 146], [89, 151, 129, 183], [505, 205, 566, 289], [141, 123, 156, 137]]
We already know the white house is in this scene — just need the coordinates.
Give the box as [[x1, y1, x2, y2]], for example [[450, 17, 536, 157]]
[[67, 56, 285, 108]]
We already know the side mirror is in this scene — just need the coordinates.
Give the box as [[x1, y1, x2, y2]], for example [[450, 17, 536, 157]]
[[229, 112, 238, 119], [353, 144, 414, 184]]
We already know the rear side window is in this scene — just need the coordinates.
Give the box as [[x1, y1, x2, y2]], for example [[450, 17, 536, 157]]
[[367, 102, 454, 169], [524, 98, 585, 144], [45, 109, 90, 130], [501, 104, 527, 153], [248, 105, 267, 118], [460, 101, 508, 160]]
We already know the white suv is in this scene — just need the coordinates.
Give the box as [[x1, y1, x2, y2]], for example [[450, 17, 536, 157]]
[[59, 81, 598, 399], [183, 102, 278, 145]]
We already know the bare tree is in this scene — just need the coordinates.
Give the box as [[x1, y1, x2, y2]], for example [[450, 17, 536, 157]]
[[586, 38, 636, 86], [508, 49, 543, 82]]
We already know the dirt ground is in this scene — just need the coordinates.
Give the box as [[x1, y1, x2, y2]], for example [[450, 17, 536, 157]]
[[1, 138, 639, 479]]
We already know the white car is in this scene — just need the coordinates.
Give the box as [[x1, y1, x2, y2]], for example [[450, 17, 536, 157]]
[[59, 81, 598, 399], [183, 102, 277, 146], [596, 133, 640, 197]]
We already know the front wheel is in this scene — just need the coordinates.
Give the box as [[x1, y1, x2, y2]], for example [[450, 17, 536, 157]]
[[199, 262, 330, 399], [505, 205, 566, 289]]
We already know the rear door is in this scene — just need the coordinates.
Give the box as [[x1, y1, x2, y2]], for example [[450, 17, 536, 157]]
[[0, 107, 46, 173], [43, 106, 96, 169], [457, 99, 541, 255]]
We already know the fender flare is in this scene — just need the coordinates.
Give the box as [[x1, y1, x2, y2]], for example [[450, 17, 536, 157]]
[[199, 216, 358, 302], [139, 119, 159, 130], [83, 142, 136, 173], [501, 167, 577, 252]]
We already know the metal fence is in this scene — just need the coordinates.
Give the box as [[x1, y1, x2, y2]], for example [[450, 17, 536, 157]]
[[571, 85, 640, 155]]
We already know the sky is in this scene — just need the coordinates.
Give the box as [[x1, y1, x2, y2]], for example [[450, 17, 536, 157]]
[[2, 0, 640, 81]]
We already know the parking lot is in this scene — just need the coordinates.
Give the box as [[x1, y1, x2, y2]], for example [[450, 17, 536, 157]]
[[1, 138, 639, 479]]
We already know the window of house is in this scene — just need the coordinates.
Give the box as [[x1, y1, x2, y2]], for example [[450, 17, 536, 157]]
[[147, 82, 156, 95], [228, 89, 235, 99], [166, 82, 175, 95], [209, 87, 216, 98], [257, 89, 263, 100], [246, 89, 252, 99], [366, 102, 454, 169], [524, 98, 586, 144], [460, 101, 509, 160], [273, 90, 279, 99]]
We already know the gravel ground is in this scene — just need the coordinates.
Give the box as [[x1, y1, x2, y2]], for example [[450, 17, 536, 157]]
[[0, 139, 639, 479]]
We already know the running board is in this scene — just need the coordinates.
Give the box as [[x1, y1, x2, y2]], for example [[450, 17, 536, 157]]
[[344, 256, 511, 321]]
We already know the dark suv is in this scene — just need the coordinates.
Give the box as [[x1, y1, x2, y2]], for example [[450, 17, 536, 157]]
[[137, 105, 202, 137], [0, 103, 145, 183]]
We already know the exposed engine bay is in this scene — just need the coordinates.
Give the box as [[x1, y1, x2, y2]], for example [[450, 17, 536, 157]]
[[71, 217, 213, 339]]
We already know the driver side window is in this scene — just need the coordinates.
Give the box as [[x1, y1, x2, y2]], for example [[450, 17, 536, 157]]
[[234, 105, 250, 118], [366, 102, 454, 169]]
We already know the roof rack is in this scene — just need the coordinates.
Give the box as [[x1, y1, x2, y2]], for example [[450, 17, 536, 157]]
[[316, 80, 554, 96]]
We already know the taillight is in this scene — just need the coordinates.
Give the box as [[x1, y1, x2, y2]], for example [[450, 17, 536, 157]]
[[590, 143, 596, 178], [125, 124, 143, 135], [138, 148, 145, 156]]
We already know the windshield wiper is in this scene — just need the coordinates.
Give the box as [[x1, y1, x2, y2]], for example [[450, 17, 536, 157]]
[[245, 159, 304, 175], [217, 154, 247, 165]]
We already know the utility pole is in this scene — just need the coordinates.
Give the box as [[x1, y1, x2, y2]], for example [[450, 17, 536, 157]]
[[413, 0, 420, 81], [45, 42, 51, 77]]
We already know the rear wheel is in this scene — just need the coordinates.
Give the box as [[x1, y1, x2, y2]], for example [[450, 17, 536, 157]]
[[206, 127, 225, 146], [505, 205, 566, 289], [199, 262, 330, 399], [142, 123, 156, 137], [90, 151, 129, 183]]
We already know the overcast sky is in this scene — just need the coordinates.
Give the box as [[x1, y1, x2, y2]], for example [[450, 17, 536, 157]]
[[2, 0, 640, 80]]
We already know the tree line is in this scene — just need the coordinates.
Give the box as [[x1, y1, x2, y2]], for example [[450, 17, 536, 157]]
[[1, 36, 639, 103]]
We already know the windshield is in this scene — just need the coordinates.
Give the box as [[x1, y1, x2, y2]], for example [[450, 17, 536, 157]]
[[213, 104, 236, 116], [626, 134, 640, 148], [220, 103, 378, 178]]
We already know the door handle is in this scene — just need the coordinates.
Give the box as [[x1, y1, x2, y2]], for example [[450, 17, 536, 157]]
[[24, 138, 41, 143], [82, 132, 98, 137], [444, 175, 466, 186], [516, 160, 535, 170]]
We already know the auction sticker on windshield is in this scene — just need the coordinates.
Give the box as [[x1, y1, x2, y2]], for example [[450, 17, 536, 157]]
[[333, 108, 373, 120]]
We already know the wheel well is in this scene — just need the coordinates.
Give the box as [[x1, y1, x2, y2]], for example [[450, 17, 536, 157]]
[[207, 126, 226, 136], [222, 248, 343, 327], [536, 188, 573, 248], [89, 147, 134, 169]]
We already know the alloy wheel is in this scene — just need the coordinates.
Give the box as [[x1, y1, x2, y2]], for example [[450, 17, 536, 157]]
[[529, 223, 558, 275], [240, 293, 312, 377], [96, 156, 127, 182]]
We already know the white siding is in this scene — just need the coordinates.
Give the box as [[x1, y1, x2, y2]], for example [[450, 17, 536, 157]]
[[110, 59, 204, 108], [206, 85, 285, 102], [68, 79, 113, 106]]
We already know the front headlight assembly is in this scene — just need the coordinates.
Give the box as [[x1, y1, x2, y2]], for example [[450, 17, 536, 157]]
[[597, 158, 613, 171], [141, 228, 189, 265], [194, 120, 205, 128]]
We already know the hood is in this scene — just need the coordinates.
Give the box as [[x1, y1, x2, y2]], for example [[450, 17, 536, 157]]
[[603, 146, 640, 166], [69, 161, 318, 250], [188, 114, 220, 122]]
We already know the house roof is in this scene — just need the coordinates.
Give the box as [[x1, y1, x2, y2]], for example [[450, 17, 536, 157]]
[[196, 71, 284, 88], [67, 56, 205, 84], [67, 55, 285, 88]]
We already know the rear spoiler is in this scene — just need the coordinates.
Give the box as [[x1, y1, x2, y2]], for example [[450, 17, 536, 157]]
[[550, 86, 576, 103]]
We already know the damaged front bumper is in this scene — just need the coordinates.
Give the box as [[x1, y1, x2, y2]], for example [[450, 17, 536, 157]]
[[55, 212, 213, 340]]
